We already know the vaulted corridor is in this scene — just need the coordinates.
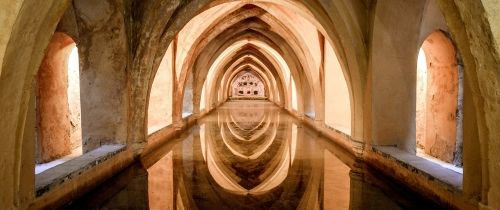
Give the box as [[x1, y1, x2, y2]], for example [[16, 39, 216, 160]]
[[1, 0, 500, 209]]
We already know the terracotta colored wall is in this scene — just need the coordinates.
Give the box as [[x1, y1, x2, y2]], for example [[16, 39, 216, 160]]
[[421, 32, 458, 163], [416, 48, 428, 150], [36, 33, 74, 163]]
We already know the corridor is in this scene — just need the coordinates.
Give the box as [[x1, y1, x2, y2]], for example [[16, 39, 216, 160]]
[[64, 101, 440, 209], [1, 0, 500, 209]]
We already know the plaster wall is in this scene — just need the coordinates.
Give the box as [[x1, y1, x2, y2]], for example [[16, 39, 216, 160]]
[[324, 41, 351, 135], [182, 74, 194, 116], [416, 49, 428, 150], [0, 0, 24, 76], [263, 4, 322, 84], [291, 77, 298, 111], [0, 1, 70, 208], [416, 1, 451, 154], [73, 0, 129, 152], [419, 0, 449, 42], [148, 46, 173, 134], [421, 32, 458, 163], [371, 0, 425, 152], [67, 47, 82, 151], [36, 33, 74, 163], [442, 1, 500, 206], [174, 2, 241, 80], [200, 84, 207, 111], [1, 0, 500, 209]]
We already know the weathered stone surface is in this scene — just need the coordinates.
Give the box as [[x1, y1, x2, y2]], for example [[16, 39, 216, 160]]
[[35, 145, 125, 197], [36, 33, 74, 163], [73, 0, 129, 152], [420, 31, 459, 163], [0, 0, 500, 209]]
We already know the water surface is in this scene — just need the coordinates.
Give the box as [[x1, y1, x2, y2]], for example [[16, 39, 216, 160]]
[[64, 101, 442, 210]]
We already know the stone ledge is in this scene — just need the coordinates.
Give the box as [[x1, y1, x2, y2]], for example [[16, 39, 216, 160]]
[[35, 144, 126, 197], [372, 145, 463, 190]]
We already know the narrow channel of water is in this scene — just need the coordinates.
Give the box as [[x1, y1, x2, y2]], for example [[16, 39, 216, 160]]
[[64, 101, 442, 210]]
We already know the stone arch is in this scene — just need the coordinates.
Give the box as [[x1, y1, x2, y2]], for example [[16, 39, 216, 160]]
[[1, 0, 500, 208], [201, 45, 289, 112], [172, 6, 322, 122], [211, 52, 287, 110], [369, 0, 490, 205], [136, 0, 367, 144], [202, 40, 305, 114]]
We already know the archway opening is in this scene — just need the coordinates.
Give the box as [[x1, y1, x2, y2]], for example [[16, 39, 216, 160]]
[[416, 31, 463, 167], [35, 32, 82, 173]]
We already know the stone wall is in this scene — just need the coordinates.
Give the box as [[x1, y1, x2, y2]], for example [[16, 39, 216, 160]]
[[230, 71, 266, 98], [421, 31, 459, 163], [0, 0, 499, 209], [72, 0, 129, 152], [36, 33, 74, 163]]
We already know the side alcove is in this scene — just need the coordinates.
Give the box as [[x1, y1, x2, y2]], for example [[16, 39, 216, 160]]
[[35, 32, 82, 170], [416, 31, 463, 167]]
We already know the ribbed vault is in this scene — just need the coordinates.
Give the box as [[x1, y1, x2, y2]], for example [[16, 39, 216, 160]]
[[3, 0, 499, 208], [142, 1, 360, 143]]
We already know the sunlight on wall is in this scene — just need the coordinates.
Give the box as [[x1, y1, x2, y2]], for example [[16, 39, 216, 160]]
[[200, 84, 207, 111], [324, 42, 351, 135], [67, 46, 82, 149], [416, 32, 460, 164], [291, 77, 298, 111], [416, 48, 428, 149], [148, 44, 173, 134]]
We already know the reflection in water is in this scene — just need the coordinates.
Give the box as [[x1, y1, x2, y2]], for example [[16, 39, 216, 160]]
[[64, 101, 443, 210]]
